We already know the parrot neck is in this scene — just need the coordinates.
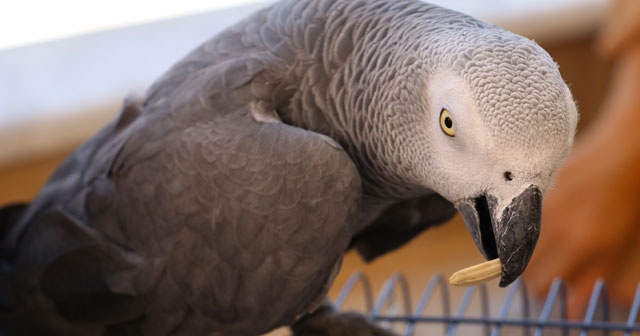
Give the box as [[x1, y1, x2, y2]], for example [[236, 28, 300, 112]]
[[260, 0, 434, 202]]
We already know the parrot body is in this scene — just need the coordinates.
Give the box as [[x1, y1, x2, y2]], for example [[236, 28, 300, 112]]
[[0, 0, 577, 335]]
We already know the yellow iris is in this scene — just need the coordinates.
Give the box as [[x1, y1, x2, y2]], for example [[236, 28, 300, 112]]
[[440, 108, 455, 137]]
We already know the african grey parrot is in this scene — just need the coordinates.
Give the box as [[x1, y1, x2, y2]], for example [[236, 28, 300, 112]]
[[0, 0, 577, 335]]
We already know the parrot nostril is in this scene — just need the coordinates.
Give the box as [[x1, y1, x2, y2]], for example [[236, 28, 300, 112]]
[[504, 171, 513, 181]]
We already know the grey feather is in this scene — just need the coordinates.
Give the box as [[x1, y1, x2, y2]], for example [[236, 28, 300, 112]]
[[0, 0, 577, 335]]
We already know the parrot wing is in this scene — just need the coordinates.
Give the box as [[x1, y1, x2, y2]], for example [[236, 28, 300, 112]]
[[349, 193, 457, 261], [4, 93, 361, 335], [99, 101, 362, 333]]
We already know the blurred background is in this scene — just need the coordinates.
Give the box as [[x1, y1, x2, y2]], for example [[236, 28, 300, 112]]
[[0, 0, 625, 334]]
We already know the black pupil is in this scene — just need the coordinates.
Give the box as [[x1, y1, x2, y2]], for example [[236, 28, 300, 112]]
[[444, 117, 453, 128]]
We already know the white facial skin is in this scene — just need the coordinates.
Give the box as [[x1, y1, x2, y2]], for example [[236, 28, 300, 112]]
[[423, 71, 577, 219]]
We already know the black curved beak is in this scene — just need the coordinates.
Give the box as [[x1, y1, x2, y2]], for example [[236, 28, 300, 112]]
[[456, 185, 542, 287]]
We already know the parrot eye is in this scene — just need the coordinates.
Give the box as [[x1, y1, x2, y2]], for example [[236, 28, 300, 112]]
[[439, 108, 455, 137]]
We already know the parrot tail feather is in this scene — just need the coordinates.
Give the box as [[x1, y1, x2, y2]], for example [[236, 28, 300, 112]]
[[0, 203, 28, 333], [0, 204, 28, 243]]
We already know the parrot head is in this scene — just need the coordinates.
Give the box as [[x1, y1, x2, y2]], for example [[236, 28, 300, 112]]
[[371, 26, 578, 287], [418, 34, 578, 287], [315, 4, 578, 287]]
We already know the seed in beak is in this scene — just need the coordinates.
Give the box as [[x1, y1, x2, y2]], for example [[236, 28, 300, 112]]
[[449, 258, 502, 286]]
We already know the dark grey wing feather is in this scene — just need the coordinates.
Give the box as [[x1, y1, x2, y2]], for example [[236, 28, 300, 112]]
[[0, 204, 27, 240], [3, 102, 361, 336], [349, 194, 456, 261], [39, 244, 148, 324], [86, 103, 362, 334], [3, 204, 153, 336], [3, 100, 144, 250]]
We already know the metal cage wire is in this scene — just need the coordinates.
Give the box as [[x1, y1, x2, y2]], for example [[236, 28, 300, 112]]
[[333, 273, 640, 335]]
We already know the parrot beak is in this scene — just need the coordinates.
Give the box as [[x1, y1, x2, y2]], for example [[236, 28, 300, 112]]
[[456, 185, 542, 287]]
